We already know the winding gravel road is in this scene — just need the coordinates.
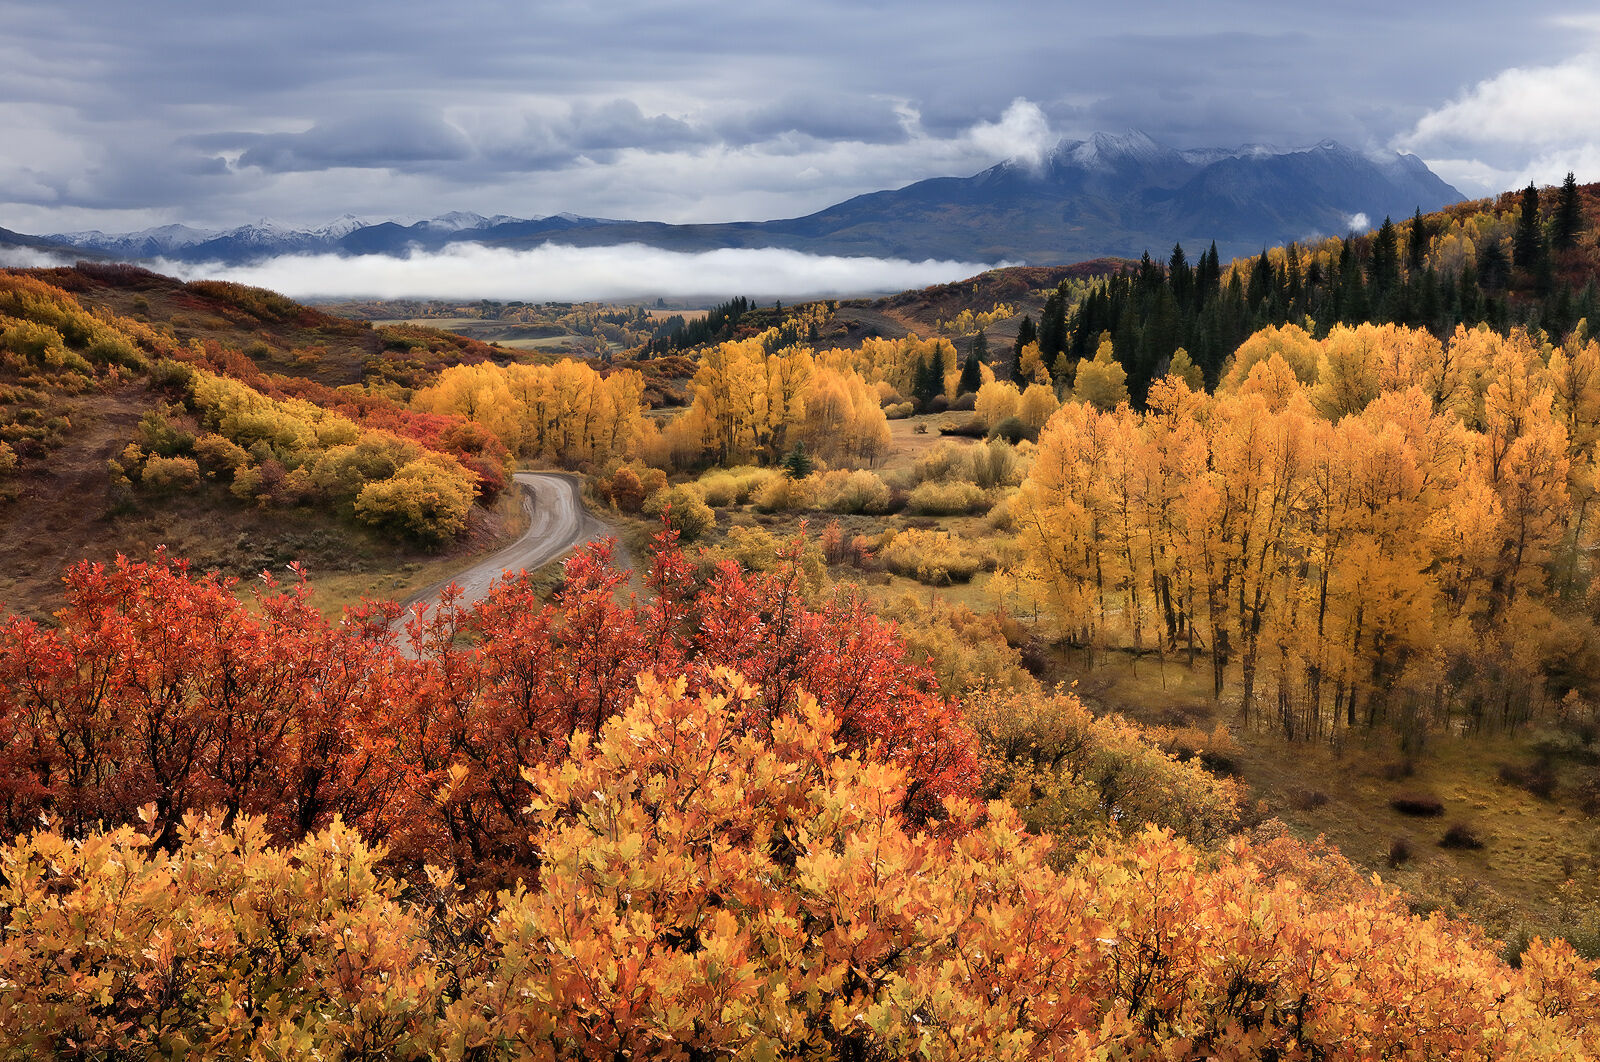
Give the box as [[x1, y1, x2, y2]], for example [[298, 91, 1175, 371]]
[[394, 472, 623, 645]]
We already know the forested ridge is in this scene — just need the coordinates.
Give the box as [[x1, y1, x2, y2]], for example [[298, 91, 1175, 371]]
[[1025, 176, 1600, 404]]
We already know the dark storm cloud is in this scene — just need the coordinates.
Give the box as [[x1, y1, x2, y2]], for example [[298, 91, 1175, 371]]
[[193, 111, 473, 173], [718, 96, 910, 148], [1, 0, 1596, 233], [468, 101, 716, 172]]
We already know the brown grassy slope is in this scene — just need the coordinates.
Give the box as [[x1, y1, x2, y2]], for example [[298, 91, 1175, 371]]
[[823, 260, 1132, 352], [30, 262, 515, 388], [1064, 657, 1600, 948], [0, 381, 497, 620], [0, 266, 534, 619]]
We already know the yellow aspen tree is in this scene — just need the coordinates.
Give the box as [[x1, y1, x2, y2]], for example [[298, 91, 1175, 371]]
[[1236, 352, 1308, 413], [1018, 383, 1061, 431], [1018, 341, 1051, 385], [1014, 401, 1115, 658], [1369, 323, 1442, 396], [1221, 323, 1321, 391], [1166, 348, 1205, 392], [1143, 377, 1209, 666], [1208, 390, 1313, 722], [1546, 335, 1600, 582], [1312, 324, 1384, 419], [1073, 337, 1129, 411], [974, 380, 1022, 430], [800, 366, 890, 467]]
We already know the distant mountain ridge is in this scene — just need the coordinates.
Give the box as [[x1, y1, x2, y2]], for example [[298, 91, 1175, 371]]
[[18, 132, 1463, 267]]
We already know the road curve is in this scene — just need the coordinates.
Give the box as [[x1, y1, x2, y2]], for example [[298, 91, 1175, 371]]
[[395, 471, 622, 635]]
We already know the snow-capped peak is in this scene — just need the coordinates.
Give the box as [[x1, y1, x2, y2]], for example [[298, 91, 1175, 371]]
[[424, 211, 492, 231], [46, 224, 221, 253], [225, 219, 295, 244], [1060, 130, 1167, 169], [311, 214, 370, 239]]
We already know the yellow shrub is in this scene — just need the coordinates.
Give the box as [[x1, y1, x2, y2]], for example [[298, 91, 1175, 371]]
[[812, 468, 891, 513], [139, 454, 202, 493], [906, 479, 986, 515], [353, 453, 476, 544], [880, 527, 986, 583]]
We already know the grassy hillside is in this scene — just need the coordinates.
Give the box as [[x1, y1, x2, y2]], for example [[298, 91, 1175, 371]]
[[0, 264, 533, 619]]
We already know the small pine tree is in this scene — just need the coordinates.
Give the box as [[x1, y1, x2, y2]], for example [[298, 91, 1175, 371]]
[[782, 441, 814, 479]]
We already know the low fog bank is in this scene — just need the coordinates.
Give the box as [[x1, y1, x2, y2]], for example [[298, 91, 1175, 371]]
[[149, 243, 1008, 302], [0, 247, 80, 269]]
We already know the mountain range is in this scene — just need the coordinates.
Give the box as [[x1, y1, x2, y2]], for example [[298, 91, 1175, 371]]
[[11, 132, 1463, 267]]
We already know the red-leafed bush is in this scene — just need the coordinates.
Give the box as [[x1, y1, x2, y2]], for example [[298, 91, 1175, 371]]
[[0, 533, 977, 879]]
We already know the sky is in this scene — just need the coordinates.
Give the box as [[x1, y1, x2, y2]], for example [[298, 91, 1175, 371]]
[[4, 0, 1600, 237]]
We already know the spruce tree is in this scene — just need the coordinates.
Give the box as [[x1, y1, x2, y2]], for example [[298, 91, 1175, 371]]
[[1168, 243, 1192, 310], [782, 441, 813, 479], [958, 348, 983, 396], [1038, 286, 1067, 361], [1479, 239, 1510, 291], [1010, 314, 1036, 379], [1407, 207, 1429, 274], [1371, 216, 1400, 301], [1555, 172, 1583, 251], [911, 353, 938, 405], [1514, 183, 1544, 271], [1201, 242, 1222, 302], [1286, 244, 1303, 313]]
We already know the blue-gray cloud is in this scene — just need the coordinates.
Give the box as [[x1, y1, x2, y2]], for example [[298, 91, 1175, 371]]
[[194, 111, 473, 173]]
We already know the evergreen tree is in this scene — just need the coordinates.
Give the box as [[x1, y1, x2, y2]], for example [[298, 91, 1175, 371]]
[[1407, 207, 1429, 275], [1285, 244, 1303, 315], [1514, 183, 1544, 271], [1038, 286, 1068, 361], [1201, 242, 1222, 302], [912, 353, 942, 405], [1168, 243, 1192, 310], [1010, 314, 1036, 379], [1555, 172, 1583, 251], [1479, 238, 1510, 291], [1247, 251, 1273, 311], [958, 348, 983, 396], [782, 441, 813, 479], [1370, 216, 1401, 307]]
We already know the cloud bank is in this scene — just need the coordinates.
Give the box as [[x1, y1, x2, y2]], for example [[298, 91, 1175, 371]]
[[0, 247, 78, 269], [154, 244, 1008, 302]]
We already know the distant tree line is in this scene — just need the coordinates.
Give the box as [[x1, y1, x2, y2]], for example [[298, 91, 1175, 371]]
[[638, 296, 755, 356]]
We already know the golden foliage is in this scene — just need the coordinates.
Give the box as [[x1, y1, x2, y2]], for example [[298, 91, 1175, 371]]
[[1014, 324, 1591, 737], [6, 678, 1600, 1060]]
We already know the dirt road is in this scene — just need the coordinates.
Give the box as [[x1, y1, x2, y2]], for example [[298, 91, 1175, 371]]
[[395, 472, 621, 641]]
